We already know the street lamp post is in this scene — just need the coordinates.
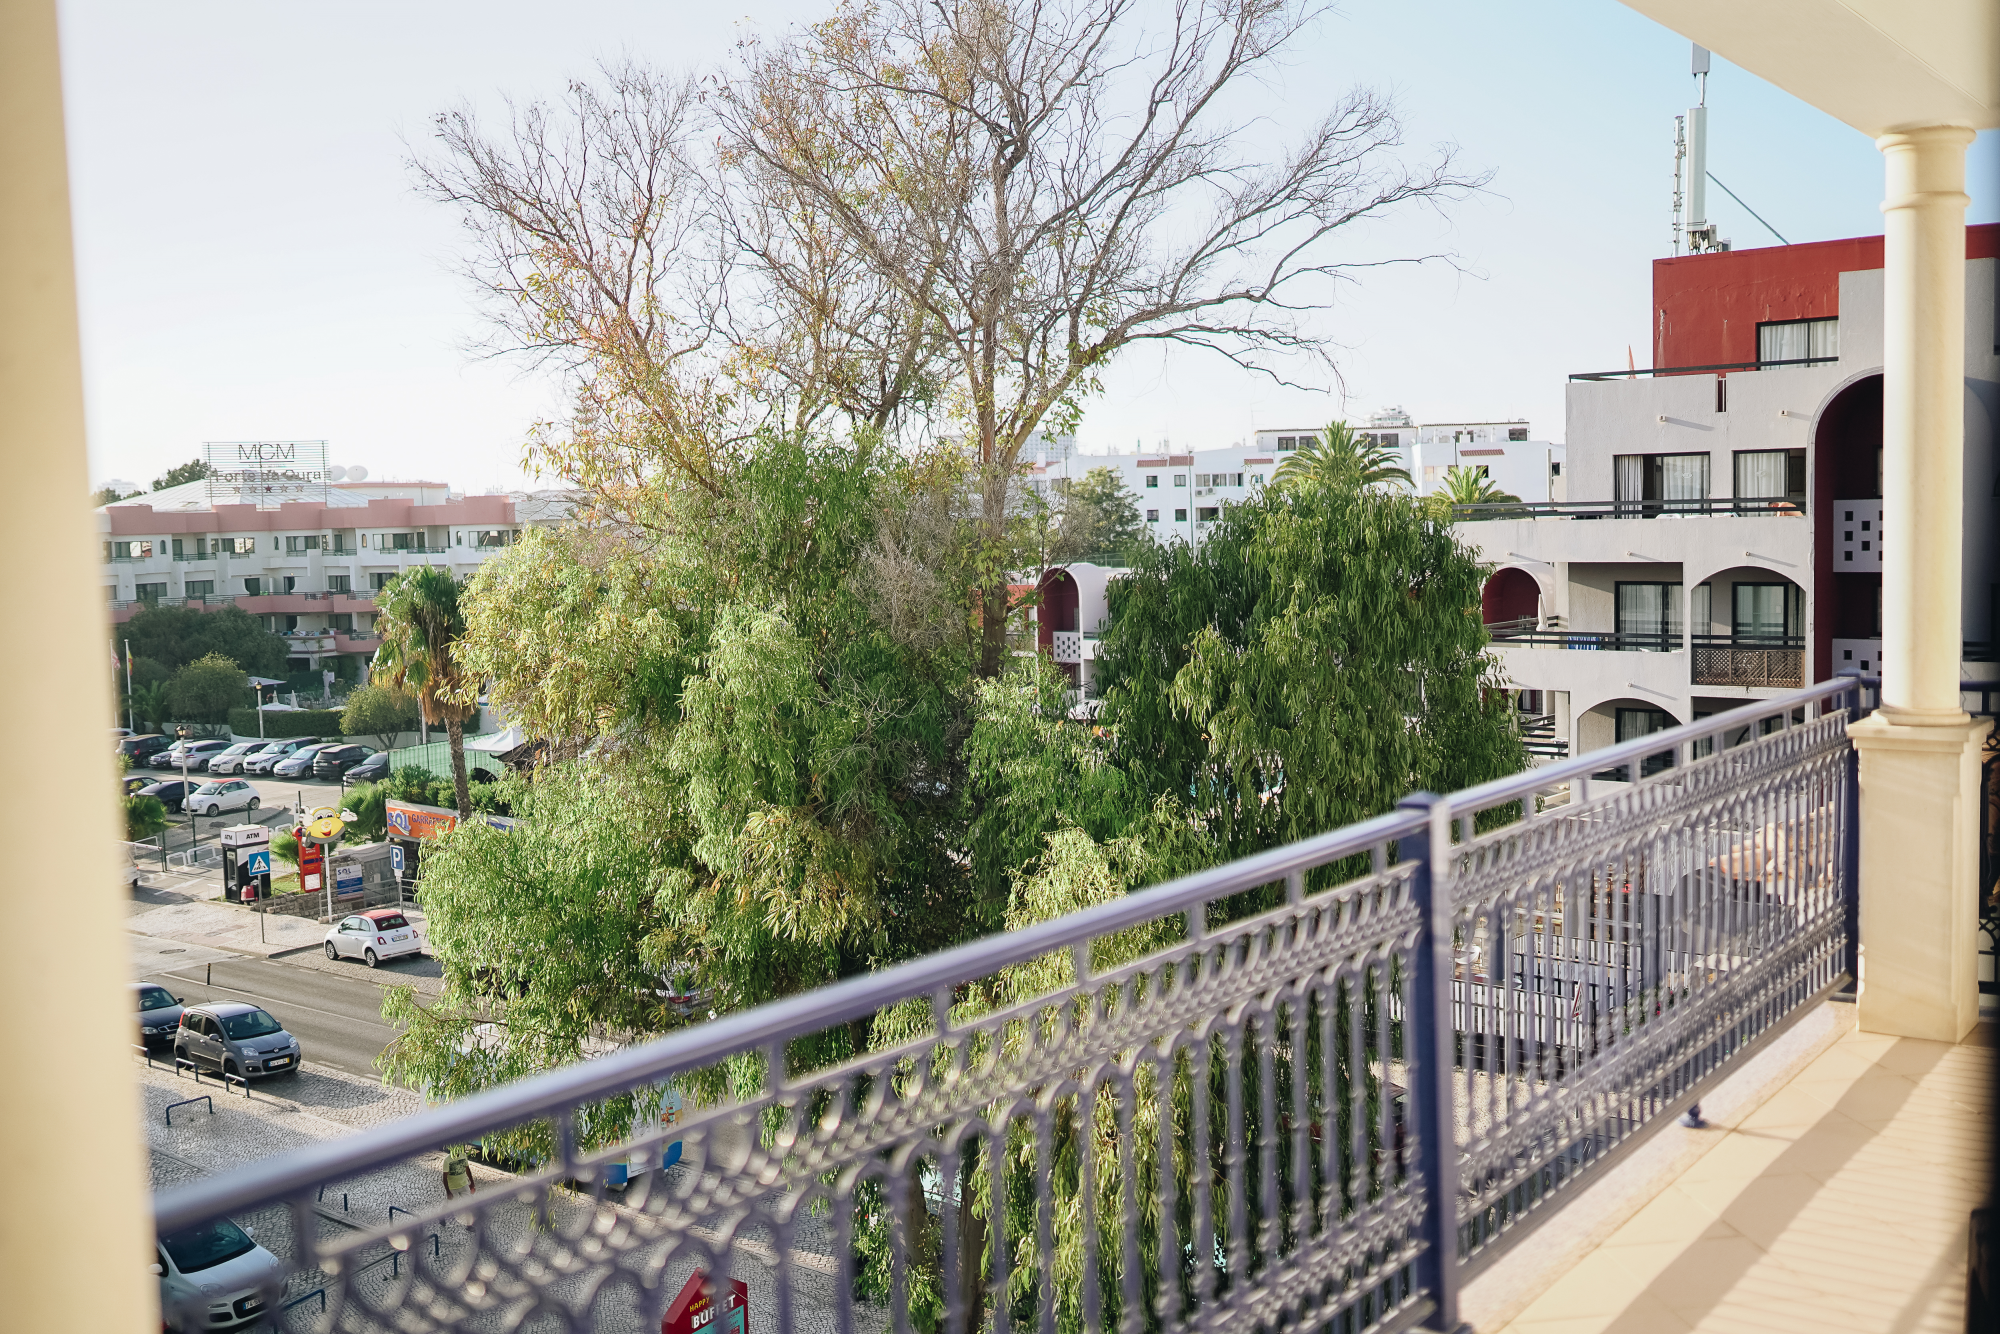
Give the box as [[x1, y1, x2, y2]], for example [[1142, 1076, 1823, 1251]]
[[175, 726, 191, 856]]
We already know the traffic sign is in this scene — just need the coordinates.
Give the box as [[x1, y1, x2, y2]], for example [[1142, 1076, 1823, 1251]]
[[244, 850, 270, 876], [389, 845, 404, 875]]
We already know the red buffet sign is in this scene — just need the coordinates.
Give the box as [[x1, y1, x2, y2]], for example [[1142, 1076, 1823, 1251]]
[[662, 1270, 747, 1334]]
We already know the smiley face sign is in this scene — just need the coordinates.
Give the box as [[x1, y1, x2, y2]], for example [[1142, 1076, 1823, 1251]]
[[307, 814, 345, 843]]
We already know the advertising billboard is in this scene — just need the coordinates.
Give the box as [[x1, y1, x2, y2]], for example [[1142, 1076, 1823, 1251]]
[[662, 1271, 747, 1334]]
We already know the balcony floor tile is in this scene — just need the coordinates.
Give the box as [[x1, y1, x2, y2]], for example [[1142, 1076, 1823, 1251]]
[[1495, 1018, 1990, 1334]]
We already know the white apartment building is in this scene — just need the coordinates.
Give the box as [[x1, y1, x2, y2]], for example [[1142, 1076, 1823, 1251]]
[[100, 474, 572, 679], [1457, 225, 1999, 762]]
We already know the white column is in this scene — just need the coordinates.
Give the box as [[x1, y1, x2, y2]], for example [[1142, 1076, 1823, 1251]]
[[1875, 125, 1973, 724], [0, 0, 160, 1327], [1850, 124, 1986, 1043]]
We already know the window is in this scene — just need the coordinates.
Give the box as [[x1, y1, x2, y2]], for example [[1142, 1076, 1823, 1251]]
[[332, 534, 350, 553], [1690, 582, 1713, 633], [326, 575, 350, 593], [242, 578, 260, 595], [331, 613, 354, 632], [1733, 449, 1806, 505], [1614, 581, 1682, 650], [1732, 583, 1803, 642], [1615, 707, 1678, 776], [111, 540, 154, 560], [1174, 508, 1188, 522], [1145, 508, 1160, 522], [1144, 474, 1159, 489], [217, 536, 255, 555], [184, 580, 214, 598], [171, 538, 184, 559], [1276, 436, 1297, 451], [1251, 473, 1264, 486], [375, 532, 419, 551], [280, 576, 298, 593], [1550, 461, 1562, 477], [135, 582, 167, 602], [370, 572, 393, 591], [1757, 317, 1837, 367], [1615, 707, 1673, 742], [284, 535, 321, 554], [1197, 507, 1219, 521], [1173, 474, 1186, 487], [1507, 427, 1528, 442], [1613, 453, 1709, 512]]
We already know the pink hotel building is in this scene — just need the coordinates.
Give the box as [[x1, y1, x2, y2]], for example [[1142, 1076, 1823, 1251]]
[[99, 479, 571, 677]]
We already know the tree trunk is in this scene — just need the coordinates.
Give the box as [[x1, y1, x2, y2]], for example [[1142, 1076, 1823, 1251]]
[[978, 580, 1009, 678], [446, 715, 471, 818]]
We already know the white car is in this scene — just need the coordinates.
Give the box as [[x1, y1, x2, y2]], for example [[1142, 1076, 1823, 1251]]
[[204, 741, 266, 775], [324, 908, 424, 967], [155, 1215, 284, 1332], [186, 778, 260, 818]]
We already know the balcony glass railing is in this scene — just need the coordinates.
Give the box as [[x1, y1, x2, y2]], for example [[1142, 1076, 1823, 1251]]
[[151, 680, 1871, 1334], [1451, 497, 1806, 521], [1487, 622, 1681, 652]]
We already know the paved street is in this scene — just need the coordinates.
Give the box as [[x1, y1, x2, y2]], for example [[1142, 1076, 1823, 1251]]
[[140, 954, 409, 1077]]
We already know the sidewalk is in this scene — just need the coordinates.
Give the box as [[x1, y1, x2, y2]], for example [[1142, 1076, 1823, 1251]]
[[128, 877, 429, 961], [1493, 1017, 1993, 1334]]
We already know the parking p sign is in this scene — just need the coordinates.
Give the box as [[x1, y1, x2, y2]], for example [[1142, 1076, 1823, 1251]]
[[390, 844, 405, 876]]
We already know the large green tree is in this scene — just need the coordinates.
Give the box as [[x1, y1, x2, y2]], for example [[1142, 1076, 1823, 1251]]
[[120, 604, 289, 680], [372, 567, 478, 818], [152, 458, 213, 491], [164, 653, 250, 724], [340, 682, 421, 751]]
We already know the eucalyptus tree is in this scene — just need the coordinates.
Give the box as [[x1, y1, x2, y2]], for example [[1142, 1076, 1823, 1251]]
[[724, 0, 1478, 676], [371, 567, 478, 817]]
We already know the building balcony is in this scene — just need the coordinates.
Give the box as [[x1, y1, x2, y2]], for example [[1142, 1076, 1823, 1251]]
[[1451, 496, 1807, 522], [150, 678, 1992, 1334], [1692, 634, 1806, 688], [332, 632, 381, 654]]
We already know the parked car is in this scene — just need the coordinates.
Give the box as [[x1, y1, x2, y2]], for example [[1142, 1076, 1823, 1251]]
[[344, 750, 392, 783], [120, 774, 152, 796], [134, 982, 184, 1046], [240, 737, 320, 775], [173, 1001, 301, 1080], [324, 908, 424, 967], [185, 778, 259, 818], [200, 740, 264, 775], [150, 739, 228, 771], [272, 743, 337, 778], [311, 744, 377, 779], [117, 733, 170, 762], [155, 1215, 285, 1332], [137, 779, 202, 814]]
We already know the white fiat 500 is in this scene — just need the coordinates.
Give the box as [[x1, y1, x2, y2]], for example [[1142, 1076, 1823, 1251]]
[[323, 908, 423, 967]]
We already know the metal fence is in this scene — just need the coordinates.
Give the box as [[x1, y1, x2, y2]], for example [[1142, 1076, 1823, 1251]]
[[151, 678, 1867, 1334]]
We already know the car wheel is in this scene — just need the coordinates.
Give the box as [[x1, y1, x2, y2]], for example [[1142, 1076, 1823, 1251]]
[[247, 798, 259, 811], [325, 941, 339, 960], [223, 1059, 240, 1080], [364, 949, 379, 968]]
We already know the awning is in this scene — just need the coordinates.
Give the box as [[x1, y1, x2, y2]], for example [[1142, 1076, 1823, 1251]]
[[463, 725, 525, 754]]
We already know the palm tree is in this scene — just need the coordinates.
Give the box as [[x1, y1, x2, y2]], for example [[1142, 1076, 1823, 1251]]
[[1434, 464, 1521, 511], [371, 567, 477, 817], [1271, 419, 1414, 491]]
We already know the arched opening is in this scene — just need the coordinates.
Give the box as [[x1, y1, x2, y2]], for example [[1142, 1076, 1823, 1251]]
[[1481, 567, 1540, 633], [1579, 696, 1682, 777], [1036, 568, 1081, 683], [1690, 565, 1807, 688], [1812, 375, 1882, 682]]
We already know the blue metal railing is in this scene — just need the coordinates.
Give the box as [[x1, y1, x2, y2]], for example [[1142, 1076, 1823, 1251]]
[[153, 678, 1868, 1334]]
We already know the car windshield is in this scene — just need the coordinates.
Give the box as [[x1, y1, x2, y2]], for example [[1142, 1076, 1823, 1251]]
[[160, 1219, 256, 1273], [137, 986, 175, 1011], [220, 743, 254, 755], [195, 782, 224, 794], [371, 914, 409, 930], [218, 1009, 284, 1040], [253, 742, 286, 753]]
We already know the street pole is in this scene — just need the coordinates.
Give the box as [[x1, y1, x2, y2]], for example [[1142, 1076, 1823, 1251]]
[[177, 726, 190, 860], [123, 639, 132, 732]]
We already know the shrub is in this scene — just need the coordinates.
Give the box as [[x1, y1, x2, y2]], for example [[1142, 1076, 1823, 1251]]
[[226, 707, 346, 739], [125, 794, 168, 841]]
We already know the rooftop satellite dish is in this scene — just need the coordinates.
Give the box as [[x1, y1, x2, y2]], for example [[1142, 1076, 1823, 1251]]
[[346, 465, 369, 482], [326, 465, 348, 482]]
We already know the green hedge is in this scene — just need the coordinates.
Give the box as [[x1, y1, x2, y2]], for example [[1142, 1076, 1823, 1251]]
[[227, 707, 347, 740]]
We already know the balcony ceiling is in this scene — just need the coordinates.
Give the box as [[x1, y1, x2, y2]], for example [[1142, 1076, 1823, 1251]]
[[1619, 0, 2000, 135]]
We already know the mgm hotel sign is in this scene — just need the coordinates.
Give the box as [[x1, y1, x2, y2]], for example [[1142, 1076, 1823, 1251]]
[[204, 440, 331, 507]]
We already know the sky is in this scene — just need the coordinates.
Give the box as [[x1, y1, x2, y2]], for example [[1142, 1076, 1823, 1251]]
[[60, 1, 1999, 492]]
